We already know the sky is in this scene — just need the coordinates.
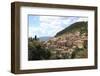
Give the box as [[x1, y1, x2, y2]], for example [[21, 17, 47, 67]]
[[28, 15, 88, 38]]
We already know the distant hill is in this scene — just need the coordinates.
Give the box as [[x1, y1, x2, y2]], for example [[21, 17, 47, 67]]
[[55, 21, 88, 37], [39, 37, 53, 41]]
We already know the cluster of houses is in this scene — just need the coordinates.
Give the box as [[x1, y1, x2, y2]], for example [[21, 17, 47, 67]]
[[43, 31, 88, 59]]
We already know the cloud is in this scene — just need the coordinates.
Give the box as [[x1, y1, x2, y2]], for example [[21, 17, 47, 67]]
[[76, 17, 88, 22], [29, 16, 88, 38]]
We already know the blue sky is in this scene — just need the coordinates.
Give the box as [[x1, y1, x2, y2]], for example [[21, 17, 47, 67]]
[[28, 16, 40, 27], [28, 15, 88, 38]]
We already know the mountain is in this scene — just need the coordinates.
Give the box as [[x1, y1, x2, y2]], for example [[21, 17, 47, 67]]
[[44, 21, 88, 59], [39, 37, 53, 41], [55, 21, 88, 37]]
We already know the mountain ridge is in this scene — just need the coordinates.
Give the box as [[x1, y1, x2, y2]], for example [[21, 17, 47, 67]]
[[55, 21, 88, 37]]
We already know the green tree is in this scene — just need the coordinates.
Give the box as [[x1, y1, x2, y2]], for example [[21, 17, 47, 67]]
[[28, 39, 51, 60]]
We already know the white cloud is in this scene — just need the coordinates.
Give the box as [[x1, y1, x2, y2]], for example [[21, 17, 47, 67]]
[[76, 17, 88, 22]]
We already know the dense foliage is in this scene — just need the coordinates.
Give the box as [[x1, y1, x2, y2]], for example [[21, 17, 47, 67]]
[[28, 38, 51, 60]]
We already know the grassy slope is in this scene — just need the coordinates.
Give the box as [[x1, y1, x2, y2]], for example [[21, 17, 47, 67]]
[[55, 21, 88, 37]]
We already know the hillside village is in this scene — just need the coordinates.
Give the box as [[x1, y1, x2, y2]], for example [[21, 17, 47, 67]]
[[43, 31, 88, 59]]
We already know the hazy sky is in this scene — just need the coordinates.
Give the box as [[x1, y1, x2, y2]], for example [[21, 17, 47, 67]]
[[28, 15, 88, 38]]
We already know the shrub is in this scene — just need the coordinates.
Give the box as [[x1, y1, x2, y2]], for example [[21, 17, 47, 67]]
[[28, 39, 51, 60]]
